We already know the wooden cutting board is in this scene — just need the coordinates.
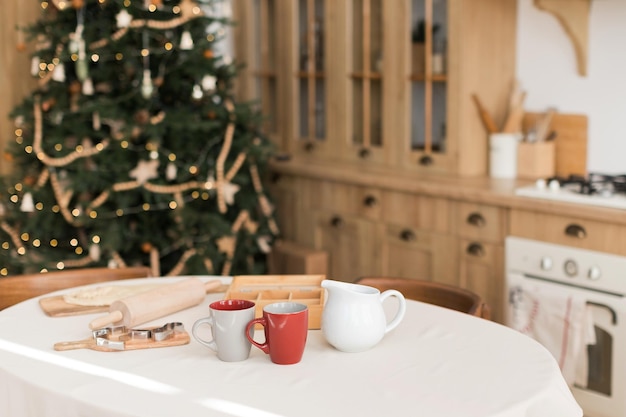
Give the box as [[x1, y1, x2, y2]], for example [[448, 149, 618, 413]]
[[522, 112, 588, 177], [39, 297, 110, 317], [39, 283, 230, 317]]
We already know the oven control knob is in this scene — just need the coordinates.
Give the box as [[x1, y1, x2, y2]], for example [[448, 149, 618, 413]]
[[540, 257, 553, 271], [548, 179, 560, 191], [564, 259, 578, 277], [588, 266, 602, 281]]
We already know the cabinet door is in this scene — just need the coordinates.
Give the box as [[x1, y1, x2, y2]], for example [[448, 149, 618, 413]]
[[232, 0, 286, 148], [457, 239, 504, 323], [380, 224, 457, 286], [312, 210, 381, 281]]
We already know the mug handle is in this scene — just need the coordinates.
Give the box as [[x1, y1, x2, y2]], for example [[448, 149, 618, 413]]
[[192, 317, 218, 352], [379, 289, 406, 333], [245, 318, 270, 354]]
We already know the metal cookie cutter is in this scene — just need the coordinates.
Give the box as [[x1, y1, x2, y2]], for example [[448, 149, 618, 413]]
[[92, 322, 185, 350]]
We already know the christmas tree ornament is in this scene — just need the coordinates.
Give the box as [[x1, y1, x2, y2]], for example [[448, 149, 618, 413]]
[[82, 77, 94, 95], [129, 159, 159, 184], [31, 56, 41, 76], [166, 162, 177, 180], [257, 236, 272, 253], [71, 0, 85, 9], [52, 63, 66, 82], [20, 193, 35, 212], [116, 9, 133, 28], [141, 69, 154, 99], [89, 243, 101, 261], [191, 84, 203, 100], [51, 111, 64, 125], [201, 74, 216, 91], [180, 31, 194, 50]]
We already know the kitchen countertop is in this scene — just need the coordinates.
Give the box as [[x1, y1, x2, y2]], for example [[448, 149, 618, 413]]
[[269, 159, 626, 225]]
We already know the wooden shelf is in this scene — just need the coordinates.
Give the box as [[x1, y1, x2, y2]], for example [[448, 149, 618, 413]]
[[534, 0, 591, 76]]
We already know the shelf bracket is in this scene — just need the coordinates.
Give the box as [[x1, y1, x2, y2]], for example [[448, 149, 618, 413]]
[[533, 0, 591, 76]]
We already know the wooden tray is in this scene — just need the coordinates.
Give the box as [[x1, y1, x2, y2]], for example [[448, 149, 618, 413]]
[[224, 275, 325, 329]]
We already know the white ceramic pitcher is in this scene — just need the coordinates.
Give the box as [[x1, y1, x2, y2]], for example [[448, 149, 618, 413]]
[[321, 279, 406, 353]]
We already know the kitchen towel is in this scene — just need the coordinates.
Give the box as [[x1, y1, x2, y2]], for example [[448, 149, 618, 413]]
[[509, 284, 595, 387]]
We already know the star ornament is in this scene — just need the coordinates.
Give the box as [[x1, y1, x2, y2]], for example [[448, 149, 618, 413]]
[[130, 159, 159, 184]]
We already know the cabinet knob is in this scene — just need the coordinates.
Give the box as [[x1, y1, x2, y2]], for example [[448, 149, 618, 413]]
[[565, 224, 587, 239], [304, 142, 315, 152], [359, 148, 371, 159], [418, 155, 433, 166], [466, 243, 485, 257], [466, 212, 486, 228], [363, 195, 377, 207], [399, 229, 416, 242], [330, 216, 343, 228], [270, 173, 281, 184]]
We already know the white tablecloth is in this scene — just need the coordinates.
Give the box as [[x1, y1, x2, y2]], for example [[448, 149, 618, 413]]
[[0, 276, 582, 417]]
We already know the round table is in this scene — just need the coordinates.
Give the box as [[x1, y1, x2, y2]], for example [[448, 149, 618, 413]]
[[0, 276, 582, 417]]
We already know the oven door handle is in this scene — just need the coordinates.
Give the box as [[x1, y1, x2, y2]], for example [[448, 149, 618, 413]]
[[587, 301, 617, 325]]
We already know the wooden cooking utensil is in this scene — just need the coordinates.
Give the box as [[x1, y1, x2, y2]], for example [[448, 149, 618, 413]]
[[471, 94, 499, 134], [502, 91, 527, 133], [89, 278, 221, 330]]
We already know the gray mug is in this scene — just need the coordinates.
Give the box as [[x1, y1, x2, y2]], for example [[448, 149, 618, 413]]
[[192, 299, 256, 362]]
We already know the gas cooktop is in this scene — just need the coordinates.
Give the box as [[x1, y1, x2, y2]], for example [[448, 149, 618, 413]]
[[515, 173, 626, 210]]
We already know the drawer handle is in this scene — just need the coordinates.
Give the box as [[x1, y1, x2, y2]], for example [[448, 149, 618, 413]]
[[304, 142, 315, 152], [400, 229, 416, 242], [466, 243, 485, 257], [270, 173, 281, 184], [330, 216, 343, 228], [467, 212, 486, 228], [359, 148, 370, 159], [363, 195, 377, 207], [565, 224, 587, 239], [419, 155, 433, 166]]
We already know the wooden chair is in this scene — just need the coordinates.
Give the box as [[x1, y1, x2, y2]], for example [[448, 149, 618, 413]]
[[355, 276, 491, 320], [0, 266, 153, 310]]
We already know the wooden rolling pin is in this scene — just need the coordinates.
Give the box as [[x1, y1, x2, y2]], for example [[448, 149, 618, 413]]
[[89, 278, 221, 330]]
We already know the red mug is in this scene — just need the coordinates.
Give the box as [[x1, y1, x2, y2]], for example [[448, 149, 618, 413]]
[[245, 302, 308, 365]]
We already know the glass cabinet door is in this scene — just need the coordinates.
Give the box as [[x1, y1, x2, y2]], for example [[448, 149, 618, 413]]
[[297, 0, 326, 147], [410, 0, 447, 164], [350, 0, 383, 157], [235, 0, 281, 143]]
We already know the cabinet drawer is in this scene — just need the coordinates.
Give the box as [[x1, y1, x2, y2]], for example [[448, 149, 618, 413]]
[[509, 210, 626, 256], [455, 203, 506, 243], [382, 191, 451, 233], [309, 181, 382, 221]]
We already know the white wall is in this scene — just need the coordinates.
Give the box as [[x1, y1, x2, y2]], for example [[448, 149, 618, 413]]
[[517, 0, 626, 174]]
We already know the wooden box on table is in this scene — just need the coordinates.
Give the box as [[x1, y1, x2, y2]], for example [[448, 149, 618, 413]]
[[224, 275, 326, 329]]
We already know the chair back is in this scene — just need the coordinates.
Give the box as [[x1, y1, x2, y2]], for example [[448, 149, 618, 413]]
[[0, 266, 153, 310], [355, 277, 490, 319]]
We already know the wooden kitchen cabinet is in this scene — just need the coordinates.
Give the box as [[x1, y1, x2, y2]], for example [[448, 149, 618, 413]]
[[510, 209, 626, 257], [233, 0, 517, 176]]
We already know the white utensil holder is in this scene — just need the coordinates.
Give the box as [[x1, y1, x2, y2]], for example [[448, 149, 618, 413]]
[[489, 133, 521, 179]]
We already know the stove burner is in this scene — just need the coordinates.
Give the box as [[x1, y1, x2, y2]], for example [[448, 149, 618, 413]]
[[546, 173, 626, 197]]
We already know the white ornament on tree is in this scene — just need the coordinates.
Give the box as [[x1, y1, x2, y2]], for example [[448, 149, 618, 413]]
[[201, 75, 216, 91], [191, 84, 203, 100], [52, 63, 66, 82], [180, 31, 194, 50], [166, 162, 177, 180], [116, 9, 133, 28], [141, 69, 154, 99], [20, 193, 35, 212], [82, 77, 94, 95], [89, 243, 101, 261], [31, 56, 40, 76], [129, 159, 160, 184]]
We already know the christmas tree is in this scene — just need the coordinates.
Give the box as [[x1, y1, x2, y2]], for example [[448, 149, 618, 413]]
[[0, 0, 279, 277]]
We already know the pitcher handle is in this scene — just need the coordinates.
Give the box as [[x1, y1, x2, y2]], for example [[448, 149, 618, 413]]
[[379, 289, 406, 333]]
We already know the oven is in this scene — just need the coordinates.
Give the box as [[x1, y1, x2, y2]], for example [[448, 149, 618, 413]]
[[505, 236, 626, 417]]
